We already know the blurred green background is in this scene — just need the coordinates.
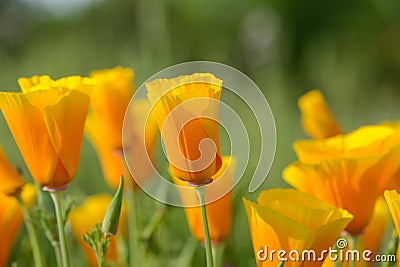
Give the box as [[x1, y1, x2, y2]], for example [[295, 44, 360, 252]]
[[0, 0, 399, 266]]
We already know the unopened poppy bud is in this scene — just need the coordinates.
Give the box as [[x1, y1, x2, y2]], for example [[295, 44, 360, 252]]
[[102, 176, 124, 235]]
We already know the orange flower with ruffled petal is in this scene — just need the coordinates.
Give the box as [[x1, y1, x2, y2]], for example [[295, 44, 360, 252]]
[[86, 67, 157, 188], [284, 125, 400, 235], [243, 189, 353, 267], [0, 75, 93, 189], [146, 73, 222, 184]]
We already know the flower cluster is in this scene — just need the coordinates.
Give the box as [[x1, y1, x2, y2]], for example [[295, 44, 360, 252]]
[[1, 68, 400, 267]]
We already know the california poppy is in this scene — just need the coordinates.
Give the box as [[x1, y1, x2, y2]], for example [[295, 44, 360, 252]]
[[243, 188, 353, 267], [146, 73, 223, 184], [86, 68, 158, 187], [298, 90, 342, 139], [0, 75, 94, 189], [284, 126, 400, 235]]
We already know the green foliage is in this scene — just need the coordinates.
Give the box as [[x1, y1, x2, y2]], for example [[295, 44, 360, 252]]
[[82, 222, 111, 267]]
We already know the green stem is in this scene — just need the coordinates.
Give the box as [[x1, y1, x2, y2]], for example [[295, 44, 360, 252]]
[[126, 186, 141, 267], [117, 234, 129, 267], [17, 196, 44, 267], [50, 191, 70, 267], [195, 186, 214, 267], [212, 243, 225, 267], [99, 233, 111, 267], [142, 205, 166, 243], [54, 243, 62, 267]]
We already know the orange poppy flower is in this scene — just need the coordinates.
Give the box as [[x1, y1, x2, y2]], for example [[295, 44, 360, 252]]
[[146, 73, 223, 184], [172, 156, 236, 243], [0, 184, 37, 266], [284, 125, 400, 235], [69, 194, 127, 266], [298, 90, 342, 139], [0, 76, 94, 190], [86, 67, 157, 188], [0, 145, 24, 195], [243, 188, 353, 267]]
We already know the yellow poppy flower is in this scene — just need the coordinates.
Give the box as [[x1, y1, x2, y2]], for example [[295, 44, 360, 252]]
[[284, 125, 400, 235], [172, 156, 236, 243], [146, 73, 223, 184], [86, 67, 157, 188], [69, 194, 127, 266], [0, 76, 94, 189], [298, 90, 342, 139], [0, 184, 37, 266], [0, 145, 24, 195], [243, 189, 353, 267]]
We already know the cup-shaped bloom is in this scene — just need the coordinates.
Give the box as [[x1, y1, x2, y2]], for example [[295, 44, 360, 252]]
[[172, 156, 236, 243], [146, 73, 223, 184], [284, 125, 400, 235], [0, 76, 94, 189], [86, 67, 134, 188], [88, 67, 134, 150], [87, 67, 158, 188], [0, 184, 37, 266], [243, 189, 353, 267], [298, 90, 342, 139], [69, 194, 127, 266], [0, 145, 24, 195]]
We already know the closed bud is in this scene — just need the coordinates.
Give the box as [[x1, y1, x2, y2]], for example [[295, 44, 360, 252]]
[[102, 176, 124, 235]]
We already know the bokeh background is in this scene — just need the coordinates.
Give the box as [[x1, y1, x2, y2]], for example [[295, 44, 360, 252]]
[[0, 0, 399, 266]]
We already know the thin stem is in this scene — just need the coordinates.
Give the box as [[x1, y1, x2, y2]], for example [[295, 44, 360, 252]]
[[195, 186, 214, 267], [54, 243, 62, 267], [17, 196, 44, 267], [142, 205, 166, 243], [126, 186, 142, 267], [212, 243, 225, 267], [117, 234, 128, 267], [99, 233, 111, 267], [50, 191, 70, 267]]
